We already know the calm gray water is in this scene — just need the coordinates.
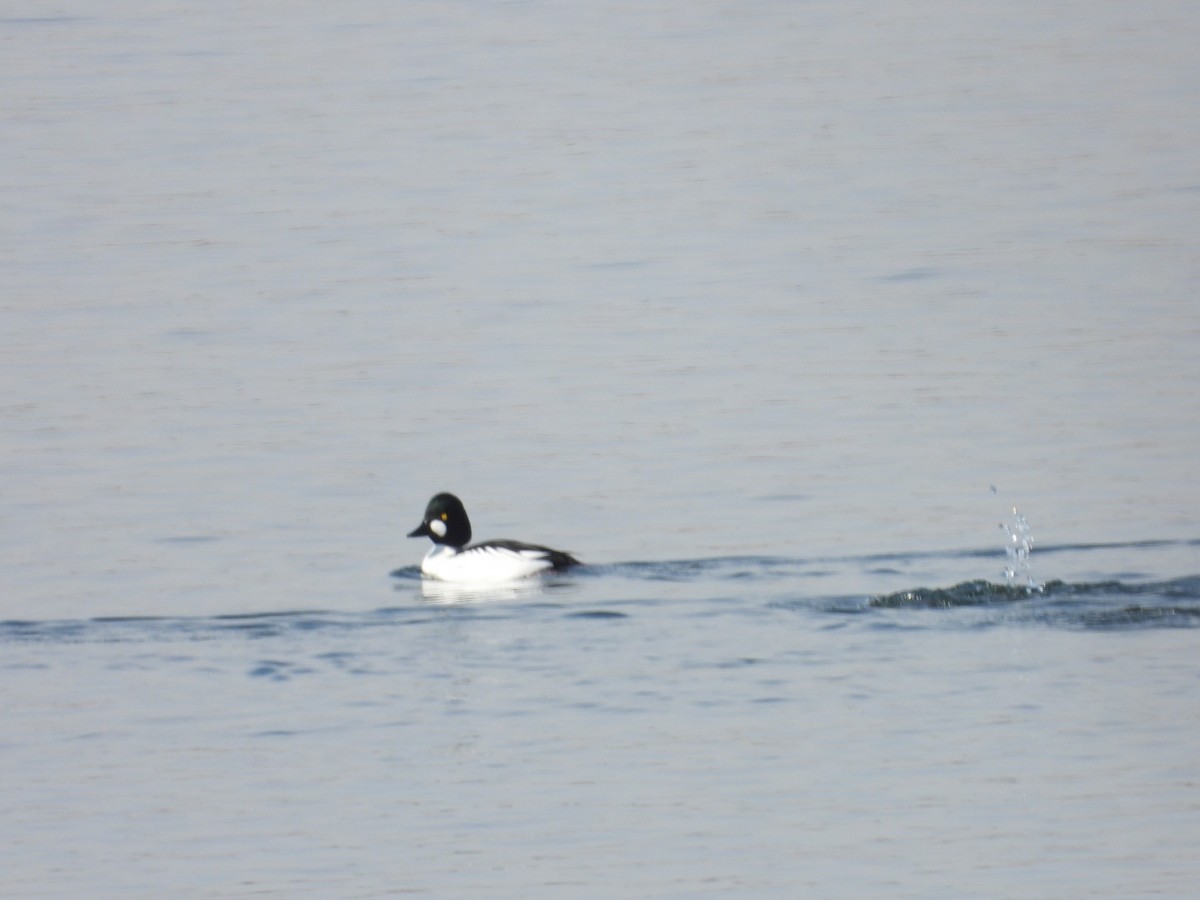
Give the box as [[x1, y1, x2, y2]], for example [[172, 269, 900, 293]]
[[3, 2, 1199, 897]]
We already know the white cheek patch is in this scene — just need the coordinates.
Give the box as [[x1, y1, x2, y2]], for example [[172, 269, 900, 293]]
[[429, 519, 447, 538]]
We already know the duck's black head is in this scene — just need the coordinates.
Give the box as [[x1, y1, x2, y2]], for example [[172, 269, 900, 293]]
[[407, 492, 472, 548]]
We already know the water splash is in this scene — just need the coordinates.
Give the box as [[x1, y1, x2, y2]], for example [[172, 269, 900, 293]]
[[1000, 506, 1043, 593]]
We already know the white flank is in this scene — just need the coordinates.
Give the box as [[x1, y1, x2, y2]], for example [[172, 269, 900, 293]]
[[420, 544, 554, 583]]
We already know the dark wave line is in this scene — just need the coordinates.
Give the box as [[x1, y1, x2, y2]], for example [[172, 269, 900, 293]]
[[572, 537, 1200, 576], [870, 575, 1200, 608], [860, 576, 1200, 630], [7, 550, 1199, 643]]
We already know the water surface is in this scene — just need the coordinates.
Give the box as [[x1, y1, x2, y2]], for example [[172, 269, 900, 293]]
[[3, 1, 1199, 896]]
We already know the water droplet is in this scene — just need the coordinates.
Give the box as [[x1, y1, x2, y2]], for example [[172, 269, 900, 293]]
[[1000, 505, 1042, 593]]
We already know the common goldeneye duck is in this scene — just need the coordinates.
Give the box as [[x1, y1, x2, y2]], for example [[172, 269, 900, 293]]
[[407, 492, 581, 582]]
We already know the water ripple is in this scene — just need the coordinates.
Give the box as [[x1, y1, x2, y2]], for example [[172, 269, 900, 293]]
[[5, 545, 1199, 644]]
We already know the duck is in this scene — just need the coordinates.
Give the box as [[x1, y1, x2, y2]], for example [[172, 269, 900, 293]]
[[407, 492, 581, 582]]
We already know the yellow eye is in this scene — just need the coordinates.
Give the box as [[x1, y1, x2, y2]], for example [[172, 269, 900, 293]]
[[440, 513, 448, 521]]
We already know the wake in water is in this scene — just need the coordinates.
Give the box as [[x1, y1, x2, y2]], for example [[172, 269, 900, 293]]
[[866, 575, 1200, 627], [866, 503, 1049, 609], [864, 509, 1199, 627], [5, 520, 1199, 642]]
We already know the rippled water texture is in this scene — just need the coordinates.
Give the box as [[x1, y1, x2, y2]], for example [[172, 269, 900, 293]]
[[3, 1, 1199, 897]]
